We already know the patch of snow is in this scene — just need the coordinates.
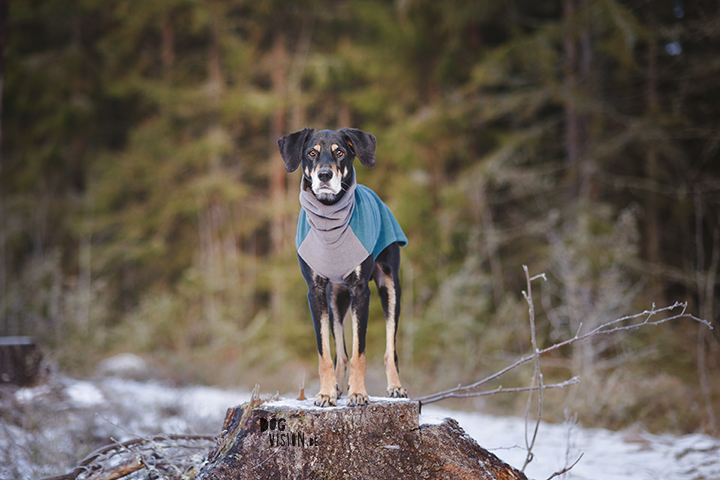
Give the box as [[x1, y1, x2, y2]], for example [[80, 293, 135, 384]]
[[159, 415, 191, 434], [418, 414, 447, 426], [177, 384, 250, 420], [14, 383, 52, 404], [96, 353, 149, 380], [265, 395, 410, 411], [424, 406, 720, 480], [265, 397, 320, 410], [65, 380, 105, 406]]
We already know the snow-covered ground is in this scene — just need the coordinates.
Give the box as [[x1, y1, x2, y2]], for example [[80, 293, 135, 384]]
[[423, 407, 720, 480], [2, 376, 719, 479]]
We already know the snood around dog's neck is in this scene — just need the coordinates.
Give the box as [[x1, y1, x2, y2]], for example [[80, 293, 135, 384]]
[[296, 171, 407, 283]]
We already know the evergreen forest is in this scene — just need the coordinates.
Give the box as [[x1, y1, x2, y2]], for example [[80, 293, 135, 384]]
[[1, 0, 719, 434]]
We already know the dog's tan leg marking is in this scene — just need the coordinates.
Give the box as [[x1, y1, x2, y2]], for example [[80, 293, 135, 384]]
[[315, 311, 338, 407], [330, 285, 347, 396], [347, 296, 369, 406], [379, 273, 407, 398], [347, 353, 368, 406]]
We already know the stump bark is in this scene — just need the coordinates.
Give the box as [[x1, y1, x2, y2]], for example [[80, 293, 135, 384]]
[[197, 398, 527, 480]]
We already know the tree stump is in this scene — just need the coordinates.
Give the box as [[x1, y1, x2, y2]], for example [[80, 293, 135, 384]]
[[197, 398, 527, 480], [0, 336, 43, 386]]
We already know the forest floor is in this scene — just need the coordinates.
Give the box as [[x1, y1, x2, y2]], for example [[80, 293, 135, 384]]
[[1, 371, 718, 480]]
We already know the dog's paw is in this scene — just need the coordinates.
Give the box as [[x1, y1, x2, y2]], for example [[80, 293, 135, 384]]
[[387, 386, 408, 398], [314, 392, 337, 407], [346, 392, 369, 407]]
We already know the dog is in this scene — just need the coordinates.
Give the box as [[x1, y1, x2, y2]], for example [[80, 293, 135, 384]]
[[278, 128, 408, 407]]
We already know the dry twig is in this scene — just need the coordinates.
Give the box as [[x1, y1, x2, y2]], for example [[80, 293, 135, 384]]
[[521, 265, 545, 471], [297, 373, 306, 401]]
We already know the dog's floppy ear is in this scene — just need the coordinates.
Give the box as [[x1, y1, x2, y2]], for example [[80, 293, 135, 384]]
[[340, 128, 376, 168], [278, 128, 314, 173]]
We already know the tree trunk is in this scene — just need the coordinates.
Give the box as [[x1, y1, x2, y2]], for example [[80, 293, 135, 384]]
[[161, 9, 175, 72], [578, 0, 595, 201], [563, 0, 580, 199], [0, 337, 44, 386], [270, 34, 288, 256], [198, 398, 528, 480], [644, 30, 663, 302], [0, 0, 7, 335], [0, 0, 5, 158], [563, 0, 593, 202], [269, 34, 289, 321]]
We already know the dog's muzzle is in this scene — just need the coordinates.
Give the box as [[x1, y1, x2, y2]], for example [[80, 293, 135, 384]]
[[311, 167, 342, 199]]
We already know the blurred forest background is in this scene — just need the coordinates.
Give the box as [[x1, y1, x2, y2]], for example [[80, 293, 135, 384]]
[[1, 0, 718, 434]]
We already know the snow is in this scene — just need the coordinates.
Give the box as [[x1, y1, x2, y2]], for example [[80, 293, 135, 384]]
[[265, 395, 410, 411], [64, 380, 105, 406], [418, 413, 446, 426], [422, 406, 720, 480], [96, 353, 150, 380], [13, 383, 52, 404], [97, 377, 250, 424], [2, 378, 719, 480]]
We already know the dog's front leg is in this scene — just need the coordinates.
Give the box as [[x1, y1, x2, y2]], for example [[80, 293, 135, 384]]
[[311, 286, 337, 407], [344, 257, 374, 407], [329, 284, 350, 398], [300, 258, 337, 407]]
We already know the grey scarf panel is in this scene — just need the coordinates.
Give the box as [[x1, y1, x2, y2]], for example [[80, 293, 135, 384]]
[[297, 176, 370, 283]]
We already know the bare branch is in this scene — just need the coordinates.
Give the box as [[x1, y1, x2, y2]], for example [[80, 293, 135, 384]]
[[424, 377, 580, 401], [416, 301, 709, 405], [545, 453, 584, 480]]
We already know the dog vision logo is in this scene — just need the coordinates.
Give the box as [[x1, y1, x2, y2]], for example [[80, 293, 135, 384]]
[[259, 416, 319, 448]]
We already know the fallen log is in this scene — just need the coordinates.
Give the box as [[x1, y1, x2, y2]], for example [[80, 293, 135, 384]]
[[197, 397, 527, 480]]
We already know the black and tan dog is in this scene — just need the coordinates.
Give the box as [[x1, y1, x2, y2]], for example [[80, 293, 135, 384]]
[[278, 128, 408, 407]]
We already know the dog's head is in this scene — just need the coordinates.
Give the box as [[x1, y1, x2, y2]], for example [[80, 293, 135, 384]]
[[278, 128, 377, 204]]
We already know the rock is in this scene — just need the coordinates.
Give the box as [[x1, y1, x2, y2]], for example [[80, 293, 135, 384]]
[[197, 398, 527, 480]]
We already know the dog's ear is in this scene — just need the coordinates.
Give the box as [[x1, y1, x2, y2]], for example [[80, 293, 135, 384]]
[[278, 128, 314, 173], [340, 128, 376, 168]]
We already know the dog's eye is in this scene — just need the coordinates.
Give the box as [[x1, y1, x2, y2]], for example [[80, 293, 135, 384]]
[[308, 150, 316, 157], [336, 150, 344, 157]]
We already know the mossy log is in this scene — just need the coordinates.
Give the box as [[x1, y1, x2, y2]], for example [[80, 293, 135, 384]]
[[197, 398, 527, 480]]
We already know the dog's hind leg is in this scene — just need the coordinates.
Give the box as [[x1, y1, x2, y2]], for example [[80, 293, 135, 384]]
[[329, 283, 350, 397], [374, 243, 408, 399]]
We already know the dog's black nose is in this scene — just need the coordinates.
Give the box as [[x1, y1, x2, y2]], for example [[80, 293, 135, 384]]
[[318, 169, 333, 182]]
